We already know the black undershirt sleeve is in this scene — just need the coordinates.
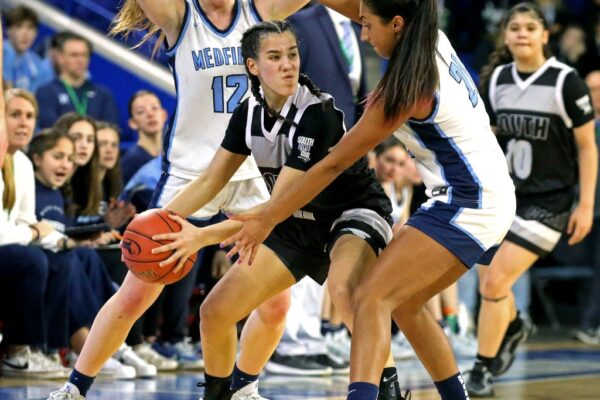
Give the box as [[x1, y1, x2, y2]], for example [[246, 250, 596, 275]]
[[562, 71, 595, 128], [220, 100, 251, 155]]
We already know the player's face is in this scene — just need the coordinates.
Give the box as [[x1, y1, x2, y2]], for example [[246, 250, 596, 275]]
[[250, 32, 300, 106], [504, 12, 548, 63], [8, 22, 37, 53], [6, 96, 36, 153], [97, 128, 120, 170], [359, 2, 401, 59], [34, 138, 75, 189], [68, 120, 95, 166], [376, 146, 407, 183], [129, 94, 167, 137]]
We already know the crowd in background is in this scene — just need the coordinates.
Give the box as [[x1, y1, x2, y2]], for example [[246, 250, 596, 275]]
[[1, 0, 600, 382]]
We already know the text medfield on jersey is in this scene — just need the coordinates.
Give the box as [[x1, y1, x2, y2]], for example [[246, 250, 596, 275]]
[[191, 47, 244, 70]]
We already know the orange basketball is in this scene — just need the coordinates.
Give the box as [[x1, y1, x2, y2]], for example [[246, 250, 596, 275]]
[[120, 209, 196, 285]]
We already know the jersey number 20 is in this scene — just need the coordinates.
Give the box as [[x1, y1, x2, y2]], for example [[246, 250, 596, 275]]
[[449, 54, 478, 108], [212, 74, 248, 113]]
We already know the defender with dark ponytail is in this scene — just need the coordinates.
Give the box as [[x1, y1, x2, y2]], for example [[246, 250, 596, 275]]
[[367, 0, 439, 121], [224, 2, 518, 400]]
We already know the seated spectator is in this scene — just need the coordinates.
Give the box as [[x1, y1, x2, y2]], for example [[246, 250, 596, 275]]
[[0, 88, 71, 378], [3, 6, 53, 92], [121, 90, 166, 184], [36, 32, 119, 129]]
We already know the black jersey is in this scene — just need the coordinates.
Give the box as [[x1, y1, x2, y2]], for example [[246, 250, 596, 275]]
[[221, 84, 392, 221], [488, 57, 594, 195]]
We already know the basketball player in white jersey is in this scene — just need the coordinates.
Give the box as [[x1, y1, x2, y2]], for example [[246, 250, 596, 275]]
[[47, 1, 320, 399], [222, 1, 516, 399]]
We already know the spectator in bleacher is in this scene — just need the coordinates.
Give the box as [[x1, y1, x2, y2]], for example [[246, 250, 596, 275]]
[[96, 122, 124, 217], [0, 88, 71, 378], [467, 4, 597, 396], [556, 23, 590, 75], [38, 31, 72, 84], [3, 6, 54, 93], [54, 113, 133, 233], [574, 70, 600, 345], [121, 90, 165, 185], [36, 32, 119, 129]]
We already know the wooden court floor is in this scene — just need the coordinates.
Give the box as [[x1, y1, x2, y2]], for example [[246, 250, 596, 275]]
[[2, 335, 600, 399]]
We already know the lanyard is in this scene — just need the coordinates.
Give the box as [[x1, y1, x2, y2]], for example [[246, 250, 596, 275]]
[[61, 79, 88, 115]]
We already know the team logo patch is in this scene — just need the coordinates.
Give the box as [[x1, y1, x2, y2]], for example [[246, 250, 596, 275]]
[[121, 239, 141, 256], [297, 136, 314, 162], [576, 95, 593, 115]]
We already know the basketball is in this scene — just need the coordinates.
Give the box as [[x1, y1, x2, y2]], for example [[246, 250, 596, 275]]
[[120, 209, 197, 285]]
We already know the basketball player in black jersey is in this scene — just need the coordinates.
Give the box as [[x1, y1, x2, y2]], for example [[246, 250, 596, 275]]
[[152, 21, 406, 400], [466, 3, 597, 397]]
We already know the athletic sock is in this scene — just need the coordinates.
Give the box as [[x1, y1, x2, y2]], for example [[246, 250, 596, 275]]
[[69, 369, 95, 396], [231, 364, 259, 390], [445, 314, 460, 335], [434, 372, 469, 400], [347, 382, 379, 400], [505, 312, 523, 336]]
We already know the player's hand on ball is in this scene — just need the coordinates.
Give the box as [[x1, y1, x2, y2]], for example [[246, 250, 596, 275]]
[[221, 211, 275, 265], [152, 213, 204, 273]]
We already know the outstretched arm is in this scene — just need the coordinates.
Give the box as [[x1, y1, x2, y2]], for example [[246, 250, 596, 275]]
[[223, 102, 409, 262], [254, 0, 359, 21], [164, 147, 247, 217]]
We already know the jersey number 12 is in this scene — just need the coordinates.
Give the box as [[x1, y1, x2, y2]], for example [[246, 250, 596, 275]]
[[212, 74, 248, 113]]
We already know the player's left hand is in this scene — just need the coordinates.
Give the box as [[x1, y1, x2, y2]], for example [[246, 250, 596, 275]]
[[567, 203, 594, 245], [152, 213, 204, 273], [221, 211, 275, 265]]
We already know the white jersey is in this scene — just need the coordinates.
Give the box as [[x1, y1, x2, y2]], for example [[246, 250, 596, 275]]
[[164, 0, 262, 181], [393, 31, 514, 209]]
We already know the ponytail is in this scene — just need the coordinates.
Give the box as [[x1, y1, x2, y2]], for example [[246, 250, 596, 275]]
[[367, 0, 439, 122]]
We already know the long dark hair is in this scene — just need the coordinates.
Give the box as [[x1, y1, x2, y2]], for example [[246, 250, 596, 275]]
[[29, 129, 74, 166], [479, 2, 551, 95], [54, 112, 102, 217], [366, 0, 439, 122], [95, 121, 123, 201], [241, 20, 329, 127]]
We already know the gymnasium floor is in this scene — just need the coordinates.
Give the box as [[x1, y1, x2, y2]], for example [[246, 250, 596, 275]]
[[2, 333, 600, 400]]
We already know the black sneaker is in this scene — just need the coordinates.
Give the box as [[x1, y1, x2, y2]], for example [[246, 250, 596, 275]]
[[197, 376, 234, 400], [466, 363, 494, 398], [305, 353, 350, 375], [264, 352, 332, 376], [490, 316, 535, 376], [377, 373, 411, 400]]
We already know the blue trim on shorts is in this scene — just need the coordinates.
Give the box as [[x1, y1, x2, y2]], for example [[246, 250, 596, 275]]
[[406, 201, 486, 269], [477, 245, 499, 266]]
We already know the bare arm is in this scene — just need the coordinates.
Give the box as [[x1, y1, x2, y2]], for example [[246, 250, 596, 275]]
[[254, 0, 310, 20], [136, 0, 185, 45], [164, 147, 247, 217], [567, 120, 598, 245], [265, 103, 405, 225]]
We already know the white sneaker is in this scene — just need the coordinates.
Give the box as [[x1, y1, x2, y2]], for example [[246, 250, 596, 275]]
[[99, 357, 136, 380], [133, 343, 178, 371], [172, 338, 205, 370], [115, 344, 157, 378], [325, 330, 351, 362], [47, 382, 86, 399], [45, 352, 71, 379], [231, 380, 269, 400], [2, 347, 65, 379], [391, 332, 416, 360]]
